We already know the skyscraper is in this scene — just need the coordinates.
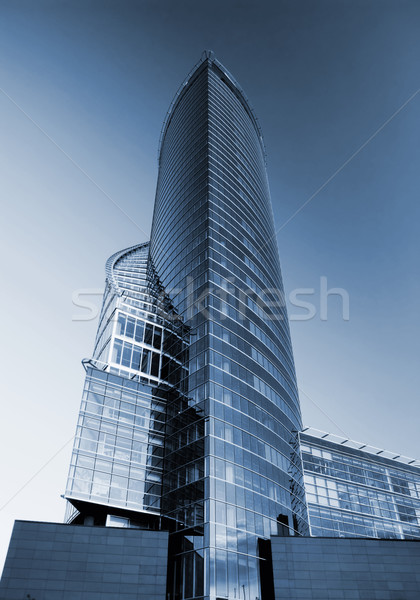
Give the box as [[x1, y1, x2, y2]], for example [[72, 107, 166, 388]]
[[150, 51, 309, 600], [2, 51, 420, 600], [63, 52, 308, 600]]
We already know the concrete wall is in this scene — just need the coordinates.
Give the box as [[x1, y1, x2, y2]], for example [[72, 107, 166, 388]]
[[0, 520, 168, 600], [271, 536, 420, 600]]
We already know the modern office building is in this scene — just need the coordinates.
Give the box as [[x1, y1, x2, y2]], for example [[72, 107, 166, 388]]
[[300, 428, 420, 540], [2, 52, 420, 600], [148, 51, 308, 600], [59, 51, 307, 600]]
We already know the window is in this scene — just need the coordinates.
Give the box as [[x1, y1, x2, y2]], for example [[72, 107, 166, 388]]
[[106, 514, 130, 528]]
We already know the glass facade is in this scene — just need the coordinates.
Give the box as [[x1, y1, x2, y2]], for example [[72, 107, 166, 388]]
[[65, 53, 308, 600], [150, 54, 308, 600], [65, 243, 189, 518], [300, 429, 420, 540]]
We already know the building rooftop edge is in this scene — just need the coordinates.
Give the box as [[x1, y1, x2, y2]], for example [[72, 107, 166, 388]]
[[105, 242, 150, 295], [11, 519, 170, 533], [271, 534, 420, 543], [157, 51, 266, 164], [300, 426, 420, 469]]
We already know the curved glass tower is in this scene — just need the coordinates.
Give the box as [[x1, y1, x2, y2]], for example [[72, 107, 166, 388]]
[[65, 243, 188, 523], [150, 53, 308, 600], [64, 52, 308, 600]]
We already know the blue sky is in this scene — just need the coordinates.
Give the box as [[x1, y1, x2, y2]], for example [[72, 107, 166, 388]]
[[0, 0, 419, 570]]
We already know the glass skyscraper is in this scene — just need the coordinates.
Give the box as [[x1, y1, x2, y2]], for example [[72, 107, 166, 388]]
[[3, 51, 420, 600], [64, 52, 308, 600], [300, 428, 420, 541]]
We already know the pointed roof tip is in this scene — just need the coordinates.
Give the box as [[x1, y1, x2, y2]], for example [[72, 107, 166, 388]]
[[201, 49, 215, 61], [158, 49, 267, 165]]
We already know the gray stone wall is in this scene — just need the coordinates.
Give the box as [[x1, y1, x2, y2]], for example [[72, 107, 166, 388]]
[[271, 536, 420, 600], [0, 520, 168, 600]]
